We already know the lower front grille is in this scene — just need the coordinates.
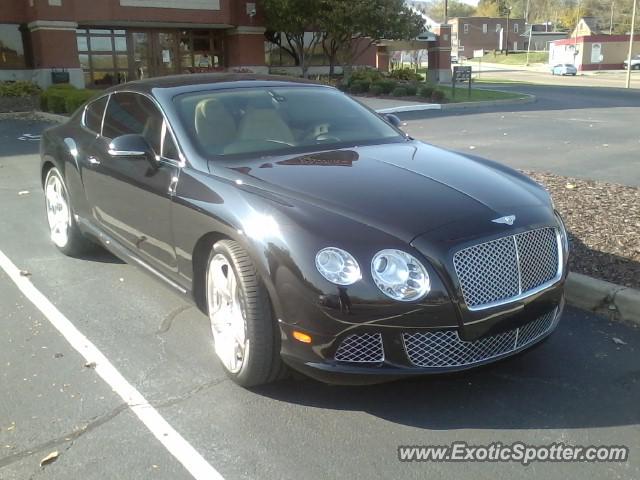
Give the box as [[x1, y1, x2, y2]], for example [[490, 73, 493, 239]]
[[334, 333, 384, 363], [402, 308, 558, 368]]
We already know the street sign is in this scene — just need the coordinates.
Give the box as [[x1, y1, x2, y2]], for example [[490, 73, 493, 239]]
[[453, 66, 472, 83], [452, 66, 472, 99]]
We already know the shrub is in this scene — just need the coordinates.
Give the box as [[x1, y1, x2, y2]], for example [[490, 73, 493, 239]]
[[369, 84, 384, 96], [40, 84, 99, 114], [389, 67, 422, 82], [373, 79, 397, 94], [336, 83, 349, 92], [0, 81, 42, 97], [349, 83, 364, 94], [64, 89, 97, 113], [348, 68, 384, 86], [404, 83, 418, 96], [418, 85, 434, 98], [391, 86, 408, 97], [431, 89, 446, 103], [351, 80, 370, 93]]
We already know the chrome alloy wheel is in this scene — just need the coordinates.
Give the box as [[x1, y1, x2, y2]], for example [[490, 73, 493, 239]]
[[207, 253, 248, 373], [45, 171, 71, 248]]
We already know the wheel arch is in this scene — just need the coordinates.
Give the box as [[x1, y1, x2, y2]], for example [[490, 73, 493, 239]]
[[190, 230, 283, 321]]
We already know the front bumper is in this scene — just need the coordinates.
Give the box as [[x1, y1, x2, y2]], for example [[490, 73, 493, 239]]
[[279, 296, 564, 385]]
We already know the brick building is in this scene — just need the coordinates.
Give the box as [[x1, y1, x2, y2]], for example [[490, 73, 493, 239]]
[[0, 0, 268, 88], [550, 35, 640, 71], [448, 16, 525, 59]]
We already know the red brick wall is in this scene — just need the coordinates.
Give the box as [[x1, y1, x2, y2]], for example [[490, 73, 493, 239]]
[[30, 29, 80, 68]]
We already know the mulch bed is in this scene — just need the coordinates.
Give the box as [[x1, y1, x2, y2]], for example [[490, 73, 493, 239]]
[[524, 171, 640, 289]]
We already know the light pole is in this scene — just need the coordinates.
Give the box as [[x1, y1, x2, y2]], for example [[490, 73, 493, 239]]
[[626, 0, 637, 89], [609, 1, 615, 35], [505, 6, 512, 55], [525, 0, 532, 65]]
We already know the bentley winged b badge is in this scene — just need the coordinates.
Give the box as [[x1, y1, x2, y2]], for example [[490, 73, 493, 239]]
[[492, 215, 516, 226]]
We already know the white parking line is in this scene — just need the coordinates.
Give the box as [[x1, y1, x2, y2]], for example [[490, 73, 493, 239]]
[[0, 249, 224, 480]]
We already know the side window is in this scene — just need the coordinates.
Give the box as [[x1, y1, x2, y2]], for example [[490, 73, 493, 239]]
[[161, 121, 179, 160], [83, 96, 109, 134], [102, 92, 163, 154]]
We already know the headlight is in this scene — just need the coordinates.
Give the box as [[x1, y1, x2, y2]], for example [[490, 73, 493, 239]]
[[371, 249, 430, 301], [315, 247, 361, 285]]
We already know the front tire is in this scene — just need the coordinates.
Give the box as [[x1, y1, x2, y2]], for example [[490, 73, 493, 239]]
[[206, 240, 286, 387], [44, 167, 93, 256]]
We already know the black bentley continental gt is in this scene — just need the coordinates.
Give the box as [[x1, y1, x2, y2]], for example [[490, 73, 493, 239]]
[[40, 74, 568, 386]]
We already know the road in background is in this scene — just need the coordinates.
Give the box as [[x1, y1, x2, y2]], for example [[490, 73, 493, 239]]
[[400, 83, 640, 186]]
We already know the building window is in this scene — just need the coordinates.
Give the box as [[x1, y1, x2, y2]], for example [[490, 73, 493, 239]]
[[483, 24, 487, 34], [496, 24, 502, 32], [77, 28, 129, 87], [514, 23, 519, 33], [0, 24, 29, 69], [463, 24, 469, 34], [179, 30, 223, 72]]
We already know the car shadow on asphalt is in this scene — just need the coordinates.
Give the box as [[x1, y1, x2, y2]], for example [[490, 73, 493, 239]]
[[254, 307, 640, 430]]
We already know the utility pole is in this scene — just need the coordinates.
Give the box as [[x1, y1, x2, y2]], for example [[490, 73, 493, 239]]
[[444, 0, 448, 24], [505, 6, 512, 55], [610, 1, 615, 35], [525, 0, 532, 65], [626, 0, 637, 89]]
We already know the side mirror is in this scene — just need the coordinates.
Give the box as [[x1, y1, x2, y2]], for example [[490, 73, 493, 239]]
[[384, 113, 402, 128], [108, 134, 154, 160]]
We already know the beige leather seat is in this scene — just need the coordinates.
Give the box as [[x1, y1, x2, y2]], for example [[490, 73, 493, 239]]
[[194, 98, 237, 152], [236, 108, 294, 144]]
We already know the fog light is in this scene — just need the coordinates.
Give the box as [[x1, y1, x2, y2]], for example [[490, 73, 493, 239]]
[[293, 331, 312, 343]]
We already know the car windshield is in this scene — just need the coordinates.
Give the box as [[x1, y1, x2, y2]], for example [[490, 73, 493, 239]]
[[173, 86, 403, 158]]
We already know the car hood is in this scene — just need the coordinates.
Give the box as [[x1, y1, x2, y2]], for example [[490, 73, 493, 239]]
[[214, 141, 549, 243]]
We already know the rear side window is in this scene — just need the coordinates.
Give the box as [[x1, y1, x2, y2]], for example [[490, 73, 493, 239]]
[[102, 92, 163, 154], [83, 96, 108, 134]]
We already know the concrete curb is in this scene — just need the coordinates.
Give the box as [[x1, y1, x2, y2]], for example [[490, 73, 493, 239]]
[[35, 111, 68, 123], [376, 104, 441, 114], [439, 93, 536, 110], [565, 272, 640, 326]]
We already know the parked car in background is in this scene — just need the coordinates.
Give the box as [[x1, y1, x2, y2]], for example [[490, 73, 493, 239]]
[[40, 74, 568, 387], [551, 64, 577, 76], [624, 55, 640, 70]]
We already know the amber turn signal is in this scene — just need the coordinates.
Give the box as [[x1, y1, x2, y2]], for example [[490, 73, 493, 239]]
[[292, 330, 312, 344]]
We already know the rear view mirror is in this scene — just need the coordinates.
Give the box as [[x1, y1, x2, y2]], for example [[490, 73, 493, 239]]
[[108, 134, 154, 159], [384, 114, 402, 128]]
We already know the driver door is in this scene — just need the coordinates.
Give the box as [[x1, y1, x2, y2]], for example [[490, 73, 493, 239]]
[[83, 92, 180, 275]]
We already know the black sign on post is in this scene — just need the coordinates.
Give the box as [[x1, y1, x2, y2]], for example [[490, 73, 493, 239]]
[[452, 65, 472, 100]]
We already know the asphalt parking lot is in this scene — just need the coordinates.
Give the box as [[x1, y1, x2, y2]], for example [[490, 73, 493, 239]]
[[400, 83, 640, 186], [1, 86, 640, 480]]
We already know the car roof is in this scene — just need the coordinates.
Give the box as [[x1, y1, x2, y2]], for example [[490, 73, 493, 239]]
[[105, 73, 326, 96]]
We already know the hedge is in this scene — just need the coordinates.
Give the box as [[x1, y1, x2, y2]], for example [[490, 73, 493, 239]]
[[40, 84, 99, 114], [0, 81, 41, 97]]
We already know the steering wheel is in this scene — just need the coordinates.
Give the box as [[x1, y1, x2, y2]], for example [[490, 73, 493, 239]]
[[313, 134, 342, 143]]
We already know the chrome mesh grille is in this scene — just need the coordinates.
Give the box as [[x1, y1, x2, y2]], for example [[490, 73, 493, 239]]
[[453, 227, 560, 309], [515, 228, 560, 292], [403, 308, 557, 368], [334, 333, 384, 363]]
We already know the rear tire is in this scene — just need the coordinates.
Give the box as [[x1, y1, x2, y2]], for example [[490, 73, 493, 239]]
[[44, 167, 94, 257], [206, 240, 287, 387]]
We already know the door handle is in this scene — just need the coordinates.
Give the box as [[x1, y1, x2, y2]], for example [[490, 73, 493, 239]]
[[88, 156, 101, 165]]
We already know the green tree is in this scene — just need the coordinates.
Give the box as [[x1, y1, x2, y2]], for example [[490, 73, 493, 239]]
[[261, 0, 324, 77], [319, 0, 425, 78]]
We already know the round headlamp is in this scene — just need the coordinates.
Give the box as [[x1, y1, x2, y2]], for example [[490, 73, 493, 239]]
[[315, 247, 361, 285], [371, 249, 430, 301]]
